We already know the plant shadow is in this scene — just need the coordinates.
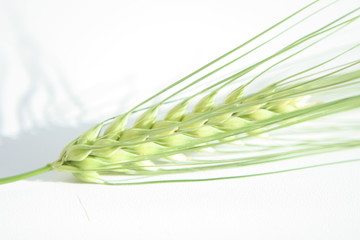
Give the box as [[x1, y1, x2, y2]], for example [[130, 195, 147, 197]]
[[0, 125, 94, 183], [0, 1, 112, 184]]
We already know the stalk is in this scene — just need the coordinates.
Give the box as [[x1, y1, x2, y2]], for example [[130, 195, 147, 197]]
[[0, 165, 53, 185]]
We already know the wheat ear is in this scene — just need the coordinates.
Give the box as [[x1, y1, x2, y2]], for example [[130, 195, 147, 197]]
[[1, 0, 360, 184]]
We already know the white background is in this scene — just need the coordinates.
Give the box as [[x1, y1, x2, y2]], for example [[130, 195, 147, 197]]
[[1, 0, 360, 239]]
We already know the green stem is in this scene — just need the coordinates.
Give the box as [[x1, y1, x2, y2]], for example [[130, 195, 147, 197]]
[[0, 165, 53, 185]]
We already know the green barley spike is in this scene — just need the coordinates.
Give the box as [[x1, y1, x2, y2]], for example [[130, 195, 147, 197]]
[[1, 0, 360, 185]]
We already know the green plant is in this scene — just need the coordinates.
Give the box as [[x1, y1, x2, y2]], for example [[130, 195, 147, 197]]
[[1, 0, 359, 184]]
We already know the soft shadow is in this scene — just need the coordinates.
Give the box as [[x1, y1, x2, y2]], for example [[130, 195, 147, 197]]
[[0, 125, 93, 183], [0, 2, 108, 183]]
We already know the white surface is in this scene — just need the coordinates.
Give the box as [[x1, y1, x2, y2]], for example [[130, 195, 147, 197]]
[[1, 0, 360, 239]]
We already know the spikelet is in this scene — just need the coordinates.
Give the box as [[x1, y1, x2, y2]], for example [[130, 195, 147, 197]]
[[1, 0, 360, 185], [55, 89, 307, 179]]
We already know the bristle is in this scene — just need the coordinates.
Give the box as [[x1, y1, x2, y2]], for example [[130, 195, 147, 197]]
[[48, 1, 360, 184]]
